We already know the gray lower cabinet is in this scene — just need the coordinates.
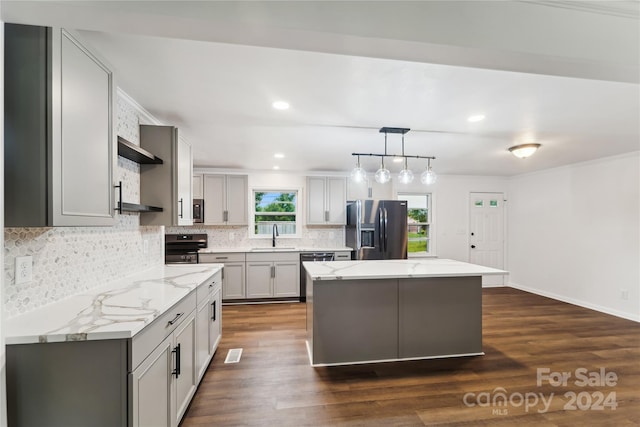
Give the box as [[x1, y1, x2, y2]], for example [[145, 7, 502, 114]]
[[131, 310, 196, 427], [246, 252, 300, 298], [195, 275, 222, 381], [7, 273, 222, 427], [4, 24, 115, 227], [200, 253, 246, 300]]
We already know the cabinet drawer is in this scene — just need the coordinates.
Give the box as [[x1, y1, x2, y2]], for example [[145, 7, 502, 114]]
[[196, 271, 221, 303], [246, 252, 299, 262], [132, 291, 197, 370], [335, 251, 351, 260], [199, 252, 245, 263]]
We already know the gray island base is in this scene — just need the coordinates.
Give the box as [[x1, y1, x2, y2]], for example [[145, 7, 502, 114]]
[[304, 259, 507, 366]]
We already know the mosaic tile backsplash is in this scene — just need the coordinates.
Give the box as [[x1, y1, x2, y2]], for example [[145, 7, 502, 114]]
[[165, 225, 345, 249], [4, 93, 164, 318]]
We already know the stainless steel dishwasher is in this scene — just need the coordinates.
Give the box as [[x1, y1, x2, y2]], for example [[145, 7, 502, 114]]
[[299, 252, 335, 302]]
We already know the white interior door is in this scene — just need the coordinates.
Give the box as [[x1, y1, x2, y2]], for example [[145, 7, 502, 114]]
[[469, 192, 505, 286]]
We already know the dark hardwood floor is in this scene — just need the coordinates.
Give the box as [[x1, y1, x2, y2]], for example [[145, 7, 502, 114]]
[[181, 288, 640, 426]]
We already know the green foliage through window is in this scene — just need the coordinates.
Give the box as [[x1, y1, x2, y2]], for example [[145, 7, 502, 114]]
[[253, 191, 298, 235]]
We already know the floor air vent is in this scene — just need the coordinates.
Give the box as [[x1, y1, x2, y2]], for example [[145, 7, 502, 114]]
[[224, 348, 243, 364]]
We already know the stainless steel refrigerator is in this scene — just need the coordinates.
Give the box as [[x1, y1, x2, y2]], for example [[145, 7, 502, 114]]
[[346, 200, 408, 260]]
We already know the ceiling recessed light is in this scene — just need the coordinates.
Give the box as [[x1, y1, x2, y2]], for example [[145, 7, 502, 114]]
[[273, 165, 280, 170], [467, 114, 485, 122], [272, 101, 290, 110], [274, 153, 285, 159], [393, 157, 404, 163]]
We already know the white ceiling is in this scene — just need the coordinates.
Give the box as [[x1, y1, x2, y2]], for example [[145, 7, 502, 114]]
[[3, 0, 639, 176]]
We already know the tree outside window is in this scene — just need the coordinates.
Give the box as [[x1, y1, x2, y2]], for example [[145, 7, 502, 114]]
[[253, 191, 298, 236], [398, 193, 431, 254]]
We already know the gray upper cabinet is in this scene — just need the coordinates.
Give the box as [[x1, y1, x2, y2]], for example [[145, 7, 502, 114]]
[[347, 178, 393, 201], [202, 174, 248, 225], [139, 125, 193, 226], [4, 25, 115, 227], [306, 177, 346, 225]]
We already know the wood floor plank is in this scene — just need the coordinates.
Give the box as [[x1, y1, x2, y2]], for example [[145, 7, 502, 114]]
[[181, 288, 640, 426]]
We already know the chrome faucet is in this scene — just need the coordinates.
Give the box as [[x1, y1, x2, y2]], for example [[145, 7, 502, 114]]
[[272, 224, 279, 247]]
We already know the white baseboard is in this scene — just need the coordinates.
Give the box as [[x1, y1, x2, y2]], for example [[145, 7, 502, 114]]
[[482, 283, 506, 288], [508, 282, 640, 323]]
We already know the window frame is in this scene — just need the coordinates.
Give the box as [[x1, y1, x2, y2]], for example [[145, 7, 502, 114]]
[[250, 188, 301, 239], [397, 192, 435, 257]]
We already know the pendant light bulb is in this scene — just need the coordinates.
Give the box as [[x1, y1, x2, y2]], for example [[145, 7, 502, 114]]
[[398, 158, 414, 184], [420, 159, 437, 185], [350, 156, 367, 183], [374, 158, 390, 184]]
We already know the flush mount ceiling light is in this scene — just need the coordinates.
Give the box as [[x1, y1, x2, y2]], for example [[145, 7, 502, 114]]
[[351, 127, 436, 185], [272, 101, 290, 110], [274, 153, 285, 159], [508, 143, 541, 159]]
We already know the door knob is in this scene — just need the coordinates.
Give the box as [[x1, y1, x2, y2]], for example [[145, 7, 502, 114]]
[[471, 245, 476, 249]]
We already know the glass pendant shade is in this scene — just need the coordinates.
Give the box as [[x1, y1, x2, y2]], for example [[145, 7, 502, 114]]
[[350, 166, 367, 183], [374, 160, 391, 184], [398, 158, 414, 184], [421, 166, 437, 185], [398, 169, 414, 184]]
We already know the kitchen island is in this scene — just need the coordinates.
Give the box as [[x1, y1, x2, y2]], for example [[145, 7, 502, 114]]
[[303, 258, 507, 366]]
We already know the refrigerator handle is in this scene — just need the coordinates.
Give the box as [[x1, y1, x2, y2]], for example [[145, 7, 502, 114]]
[[384, 208, 389, 252], [356, 201, 362, 250], [378, 207, 384, 252]]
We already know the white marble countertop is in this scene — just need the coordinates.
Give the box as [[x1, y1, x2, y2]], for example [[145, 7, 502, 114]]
[[199, 246, 353, 254], [303, 258, 508, 280], [5, 264, 223, 345]]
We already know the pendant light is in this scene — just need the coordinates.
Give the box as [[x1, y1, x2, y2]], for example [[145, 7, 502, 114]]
[[420, 158, 437, 185], [351, 127, 436, 186], [350, 155, 367, 183], [375, 157, 391, 184], [397, 133, 414, 184]]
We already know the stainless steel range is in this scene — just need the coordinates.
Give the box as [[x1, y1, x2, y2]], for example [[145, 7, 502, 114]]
[[165, 233, 208, 264]]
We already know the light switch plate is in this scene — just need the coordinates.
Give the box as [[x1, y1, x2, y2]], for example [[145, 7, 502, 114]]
[[15, 256, 33, 284]]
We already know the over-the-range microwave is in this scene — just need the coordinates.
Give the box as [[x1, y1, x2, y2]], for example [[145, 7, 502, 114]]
[[193, 199, 204, 223]]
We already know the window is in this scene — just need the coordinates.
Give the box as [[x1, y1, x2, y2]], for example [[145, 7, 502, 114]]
[[252, 190, 299, 237], [397, 193, 432, 255]]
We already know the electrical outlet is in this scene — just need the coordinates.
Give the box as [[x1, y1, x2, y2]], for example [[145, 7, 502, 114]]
[[229, 232, 235, 241], [143, 239, 149, 255], [15, 256, 33, 284], [621, 289, 629, 301]]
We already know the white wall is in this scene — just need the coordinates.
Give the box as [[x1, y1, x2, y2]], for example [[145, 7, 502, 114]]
[[508, 152, 640, 321], [396, 175, 509, 263]]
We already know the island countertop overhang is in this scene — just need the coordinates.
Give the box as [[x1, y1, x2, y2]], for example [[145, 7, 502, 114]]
[[303, 258, 508, 281]]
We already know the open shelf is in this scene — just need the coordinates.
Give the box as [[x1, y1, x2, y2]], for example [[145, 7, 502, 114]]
[[117, 136, 163, 164], [119, 202, 164, 213]]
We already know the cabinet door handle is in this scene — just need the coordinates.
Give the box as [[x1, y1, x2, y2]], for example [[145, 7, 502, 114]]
[[215, 256, 228, 260], [211, 301, 216, 321], [223, 210, 228, 222], [325, 210, 329, 222], [178, 198, 184, 218], [114, 181, 123, 213], [271, 266, 275, 278], [167, 312, 184, 326], [172, 343, 181, 378]]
